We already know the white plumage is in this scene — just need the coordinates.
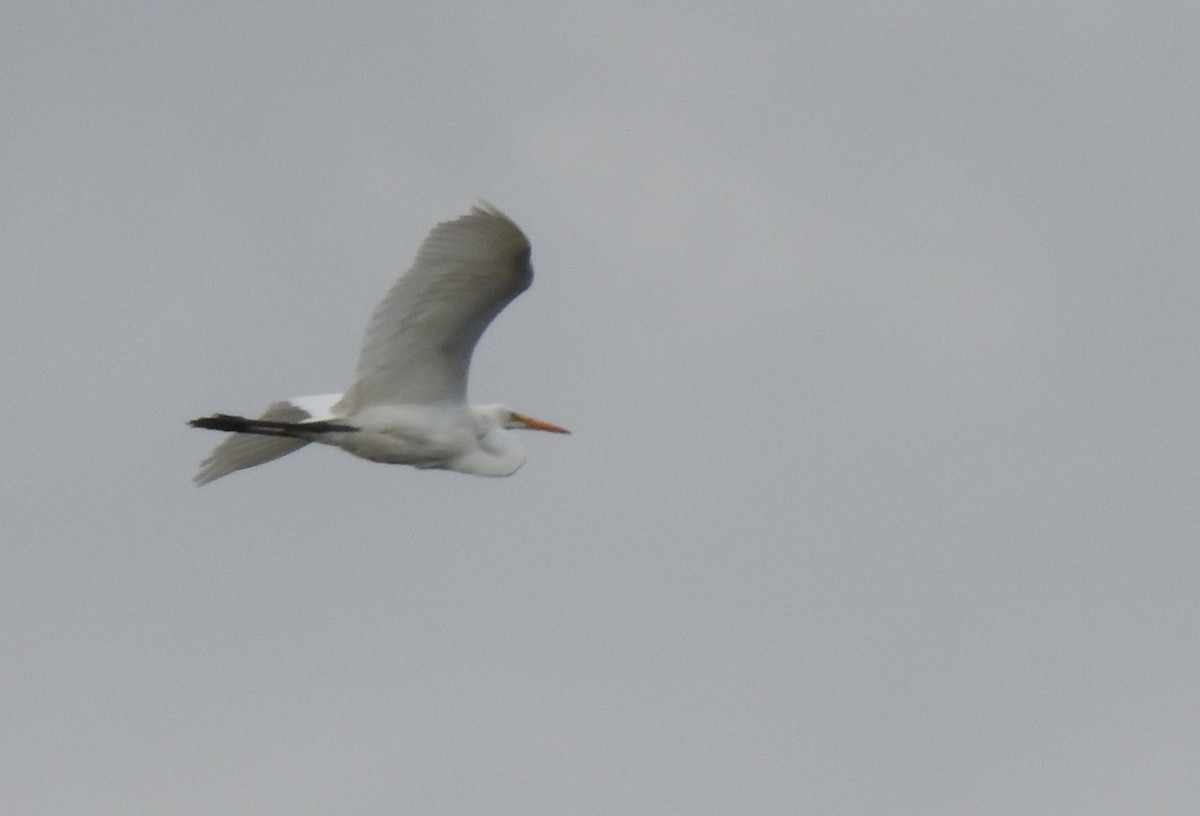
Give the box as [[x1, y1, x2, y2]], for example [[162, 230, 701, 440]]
[[190, 204, 568, 485]]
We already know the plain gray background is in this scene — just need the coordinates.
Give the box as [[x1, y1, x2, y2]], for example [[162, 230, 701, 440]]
[[3, 2, 1198, 814]]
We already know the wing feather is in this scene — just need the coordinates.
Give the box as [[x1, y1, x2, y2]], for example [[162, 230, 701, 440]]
[[339, 203, 532, 411], [193, 401, 312, 485]]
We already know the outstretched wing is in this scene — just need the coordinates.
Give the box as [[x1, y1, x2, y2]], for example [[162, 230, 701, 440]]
[[338, 203, 532, 412]]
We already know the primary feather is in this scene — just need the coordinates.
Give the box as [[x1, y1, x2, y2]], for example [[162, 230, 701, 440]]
[[337, 203, 532, 413]]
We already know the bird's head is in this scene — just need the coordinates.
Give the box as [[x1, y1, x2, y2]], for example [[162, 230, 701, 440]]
[[473, 404, 570, 436]]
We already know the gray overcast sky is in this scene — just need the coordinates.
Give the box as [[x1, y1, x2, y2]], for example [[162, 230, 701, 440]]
[[3, 2, 1198, 814]]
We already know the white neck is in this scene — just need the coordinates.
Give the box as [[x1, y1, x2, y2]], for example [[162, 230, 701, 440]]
[[447, 405, 527, 477]]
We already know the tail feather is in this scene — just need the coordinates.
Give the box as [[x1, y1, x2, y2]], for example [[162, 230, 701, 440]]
[[189, 400, 354, 486]]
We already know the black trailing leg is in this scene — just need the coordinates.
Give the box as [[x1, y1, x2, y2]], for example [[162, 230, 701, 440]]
[[188, 414, 357, 438]]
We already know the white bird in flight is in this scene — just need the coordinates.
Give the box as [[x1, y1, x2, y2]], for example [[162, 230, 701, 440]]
[[189, 203, 569, 485]]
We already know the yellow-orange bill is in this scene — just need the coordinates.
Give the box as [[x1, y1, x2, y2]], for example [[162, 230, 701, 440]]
[[514, 413, 571, 434]]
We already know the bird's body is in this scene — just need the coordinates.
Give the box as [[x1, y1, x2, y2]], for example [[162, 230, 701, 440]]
[[189, 204, 568, 485]]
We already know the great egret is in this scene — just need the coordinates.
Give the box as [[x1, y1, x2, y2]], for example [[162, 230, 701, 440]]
[[189, 203, 568, 485]]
